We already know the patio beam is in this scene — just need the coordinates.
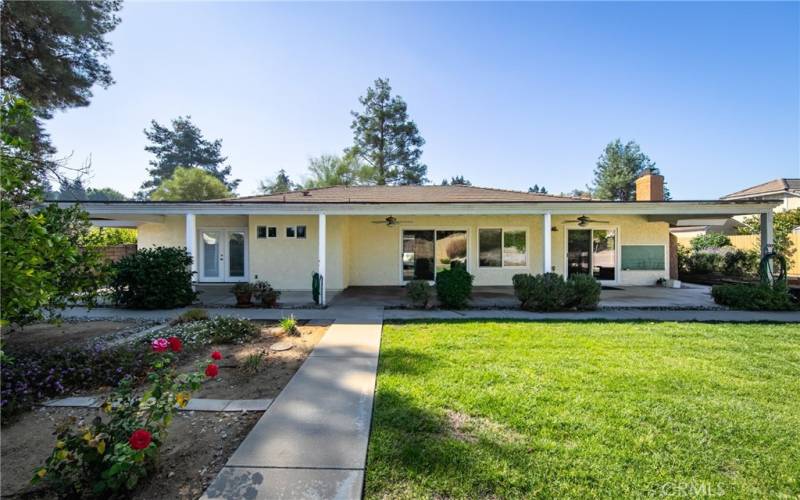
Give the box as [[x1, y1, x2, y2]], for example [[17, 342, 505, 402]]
[[760, 210, 774, 257], [318, 213, 326, 306], [543, 211, 552, 273], [185, 212, 197, 285]]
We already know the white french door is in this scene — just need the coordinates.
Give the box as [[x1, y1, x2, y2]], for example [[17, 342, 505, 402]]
[[199, 229, 248, 282]]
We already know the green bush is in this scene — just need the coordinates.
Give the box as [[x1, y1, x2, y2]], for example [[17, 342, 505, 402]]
[[252, 280, 280, 307], [567, 274, 601, 310], [111, 247, 196, 309], [207, 317, 260, 344], [690, 233, 732, 251], [513, 273, 601, 311], [712, 282, 797, 311], [406, 280, 432, 308], [435, 267, 473, 309], [172, 308, 208, 325], [723, 249, 759, 277]]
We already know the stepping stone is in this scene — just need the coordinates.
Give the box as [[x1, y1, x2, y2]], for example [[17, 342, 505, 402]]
[[270, 341, 293, 351], [42, 397, 98, 408], [224, 399, 273, 412], [182, 399, 231, 412]]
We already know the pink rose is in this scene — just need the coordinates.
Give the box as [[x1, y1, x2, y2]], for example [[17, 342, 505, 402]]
[[151, 338, 169, 352]]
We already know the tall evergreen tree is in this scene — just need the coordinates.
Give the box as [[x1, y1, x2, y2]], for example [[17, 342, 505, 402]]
[[139, 116, 239, 197], [591, 139, 667, 201], [258, 169, 297, 194], [348, 78, 427, 185]]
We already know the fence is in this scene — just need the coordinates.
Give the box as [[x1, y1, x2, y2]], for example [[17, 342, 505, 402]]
[[98, 244, 137, 263], [676, 234, 800, 277]]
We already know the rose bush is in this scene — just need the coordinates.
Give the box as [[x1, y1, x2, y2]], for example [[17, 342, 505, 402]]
[[31, 340, 217, 497]]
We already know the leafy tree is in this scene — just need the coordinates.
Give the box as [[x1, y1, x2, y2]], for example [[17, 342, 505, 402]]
[[303, 154, 375, 189], [591, 139, 668, 201], [348, 78, 427, 185], [150, 167, 233, 201], [87, 187, 126, 201], [258, 169, 297, 194], [738, 208, 800, 257], [441, 176, 471, 186], [139, 116, 239, 197], [690, 233, 732, 251], [563, 188, 592, 199], [1, 98, 106, 327], [90, 227, 137, 246], [528, 184, 548, 194]]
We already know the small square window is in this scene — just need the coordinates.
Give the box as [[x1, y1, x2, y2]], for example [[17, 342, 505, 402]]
[[296, 225, 307, 239], [256, 226, 267, 239], [267, 227, 277, 238], [286, 226, 296, 238]]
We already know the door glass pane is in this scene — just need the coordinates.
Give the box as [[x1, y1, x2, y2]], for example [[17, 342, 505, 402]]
[[202, 231, 220, 278], [503, 230, 527, 267], [478, 229, 502, 267], [228, 232, 245, 278], [435, 231, 467, 274], [592, 229, 616, 281], [402, 230, 434, 281], [567, 230, 591, 278]]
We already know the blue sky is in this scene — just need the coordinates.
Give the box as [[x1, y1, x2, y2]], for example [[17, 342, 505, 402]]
[[47, 1, 799, 199]]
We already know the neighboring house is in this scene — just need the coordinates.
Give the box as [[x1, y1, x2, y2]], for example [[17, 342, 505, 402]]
[[721, 178, 800, 213], [67, 173, 778, 304]]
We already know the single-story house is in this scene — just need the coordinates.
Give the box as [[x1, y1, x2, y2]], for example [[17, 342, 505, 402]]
[[721, 178, 800, 213], [73, 173, 779, 305]]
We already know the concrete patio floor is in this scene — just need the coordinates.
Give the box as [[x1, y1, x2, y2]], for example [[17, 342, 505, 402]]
[[329, 283, 719, 309]]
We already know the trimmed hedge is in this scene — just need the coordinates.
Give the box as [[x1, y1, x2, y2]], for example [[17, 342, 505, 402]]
[[406, 280, 432, 308], [111, 247, 197, 309], [435, 267, 474, 309], [512, 272, 601, 311], [711, 282, 797, 311]]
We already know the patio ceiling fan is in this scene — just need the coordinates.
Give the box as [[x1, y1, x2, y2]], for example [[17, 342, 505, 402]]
[[563, 215, 609, 227], [371, 216, 413, 227]]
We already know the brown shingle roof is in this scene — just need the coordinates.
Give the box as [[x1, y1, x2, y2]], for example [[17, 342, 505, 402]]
[[722, 178, 800, 199], [226, 185, 579, 203]]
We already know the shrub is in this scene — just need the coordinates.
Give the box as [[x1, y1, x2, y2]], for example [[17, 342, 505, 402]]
[[252, 281, 280, 307], [567, 274, 601, 311], [435, 267, 474, 309], [207, 317, 260, 344], [690, 233, 732, 251], [406, 280, 432, 308], [32, 341, 211, 496], [685, 252, 721, 275], [241, 351, 267, 375], [722, 248, 759, 277], [111, 247, 196, 309], [711, 282, 797, 311], [513, 273, 570, 312], [171, 308, 208, 325], [279, 315, 299, 336]]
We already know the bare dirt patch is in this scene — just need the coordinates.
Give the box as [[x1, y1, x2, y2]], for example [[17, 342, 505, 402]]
[[444, 409, 525, 445], [1, 320, 146, 352]]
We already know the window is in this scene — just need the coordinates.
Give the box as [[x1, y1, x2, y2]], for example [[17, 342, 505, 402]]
[[479, 228, 527, 268], [286, 226, 296, 238], [296, 225, 307, 239], [256, 226, 267, 239], [267, 227, 277, 238]]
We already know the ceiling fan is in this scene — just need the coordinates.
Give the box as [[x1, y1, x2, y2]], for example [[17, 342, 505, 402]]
[[562, 215, 609, 227], [371, 216, 413, 227]]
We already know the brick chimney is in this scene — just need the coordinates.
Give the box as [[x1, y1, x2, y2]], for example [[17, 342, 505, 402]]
[[635, 170, 664, 201]]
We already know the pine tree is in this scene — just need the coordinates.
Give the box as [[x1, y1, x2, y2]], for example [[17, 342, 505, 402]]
[[592, 139, 665, 201], [348, 78, 427, 185], [258, 169, 297, 194]]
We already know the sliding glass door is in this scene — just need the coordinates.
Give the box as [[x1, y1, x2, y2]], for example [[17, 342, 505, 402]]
[[402, 229, 467, 281], [567, 229, 617, 282]]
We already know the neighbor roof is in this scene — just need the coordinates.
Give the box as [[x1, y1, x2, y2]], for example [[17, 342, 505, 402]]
[[722, 178, 800, 200], [225, 185, 579, 204]]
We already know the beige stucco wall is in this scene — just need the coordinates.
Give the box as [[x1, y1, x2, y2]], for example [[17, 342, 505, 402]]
[[136, 212, 670, 289]]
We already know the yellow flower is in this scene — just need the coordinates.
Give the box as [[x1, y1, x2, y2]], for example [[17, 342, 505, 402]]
[[176, 392, 190, 408], [102, 401, 112, 413], [36, 468, 47, 479], [82, 431, 92, 442], [55, 440, 65, 449], [55, 449, 68, 461], [96, 440, 106, 455]]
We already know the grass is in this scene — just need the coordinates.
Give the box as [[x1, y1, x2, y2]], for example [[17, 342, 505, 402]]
[[366, 321, 800, 498]]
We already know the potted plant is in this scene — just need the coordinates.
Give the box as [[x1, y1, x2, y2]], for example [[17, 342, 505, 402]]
[[253, 280, 281, 307], [231, 282, 254, 307]]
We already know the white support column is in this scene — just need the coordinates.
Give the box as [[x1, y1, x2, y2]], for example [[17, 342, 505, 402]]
[[185, 212, 197, 284], [543, 211, 552, 273], [318, 213, 327, 306], [760, 210, 774, 257]]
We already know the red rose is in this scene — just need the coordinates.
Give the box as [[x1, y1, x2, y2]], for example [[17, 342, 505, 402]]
[[205, 364, 219, 377], [129, 428, 152, 450], [211, 351, 222, 360], [168, 336, 182, 353]]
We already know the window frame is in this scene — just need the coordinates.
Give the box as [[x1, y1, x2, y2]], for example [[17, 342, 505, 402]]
[[267, 226, 277, 238], [256, 225, 268, 239], [477, 227, 529, 269], [296, 225, 307, 239], [285, 226, 296, 238]]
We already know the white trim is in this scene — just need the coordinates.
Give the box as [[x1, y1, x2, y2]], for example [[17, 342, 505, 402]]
[[398, 227, 470, 284], [543, 212, 552, 273], [185, 213, 197, 284], [197, 226, 249, 283], [562, 225, 621, 285], [318, 214, 326, 306], [476, 227, 530, 269]]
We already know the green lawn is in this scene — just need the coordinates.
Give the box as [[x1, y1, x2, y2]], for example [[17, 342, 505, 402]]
[[366, 321, 800, 498]]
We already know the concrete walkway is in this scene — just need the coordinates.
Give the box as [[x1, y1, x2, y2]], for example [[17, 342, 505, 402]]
[[202, 306, 383, 499]]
